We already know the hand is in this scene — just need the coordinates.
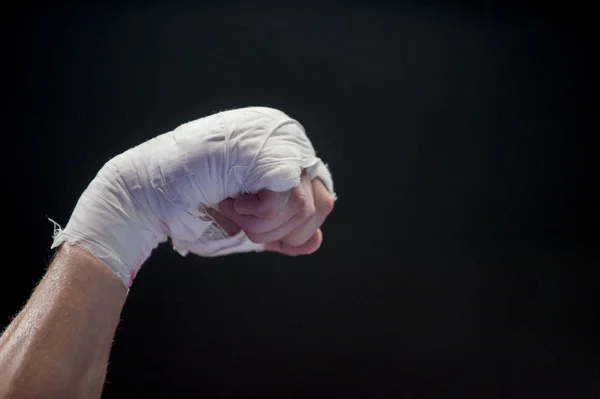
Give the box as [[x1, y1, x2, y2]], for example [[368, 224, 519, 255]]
[[51, 106, 336, 287], [210, 174, 335, 256]]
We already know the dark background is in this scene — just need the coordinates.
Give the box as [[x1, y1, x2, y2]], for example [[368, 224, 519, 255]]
[[5, 1, 598, 398]]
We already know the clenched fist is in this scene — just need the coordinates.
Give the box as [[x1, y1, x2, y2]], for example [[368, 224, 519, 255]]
[[51, 107, 336, 287]]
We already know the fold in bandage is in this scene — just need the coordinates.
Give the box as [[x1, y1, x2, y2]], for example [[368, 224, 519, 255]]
[[51, 107, 335, 287]]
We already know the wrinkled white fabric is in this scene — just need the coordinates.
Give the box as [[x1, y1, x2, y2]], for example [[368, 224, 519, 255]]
[[51, 107, 335, 287]]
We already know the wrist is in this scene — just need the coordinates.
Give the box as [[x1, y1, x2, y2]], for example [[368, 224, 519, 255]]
[[51, 163, 161, 288]]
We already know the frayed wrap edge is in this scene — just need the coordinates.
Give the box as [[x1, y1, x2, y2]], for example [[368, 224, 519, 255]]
[[47, 217, 131, 289]]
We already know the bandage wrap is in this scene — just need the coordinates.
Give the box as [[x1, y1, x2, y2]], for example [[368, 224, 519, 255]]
[[51, 107, 335, 287]]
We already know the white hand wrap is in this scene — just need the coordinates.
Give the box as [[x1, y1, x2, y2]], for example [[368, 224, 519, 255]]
[[51, 107, 335, 287]]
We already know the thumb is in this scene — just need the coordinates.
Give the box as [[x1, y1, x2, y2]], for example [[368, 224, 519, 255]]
[[264, 229, 323, 256], [234, 189, 290, 219]]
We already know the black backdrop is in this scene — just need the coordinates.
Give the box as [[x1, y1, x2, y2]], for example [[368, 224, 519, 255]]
[[5, 2, 598, 398]]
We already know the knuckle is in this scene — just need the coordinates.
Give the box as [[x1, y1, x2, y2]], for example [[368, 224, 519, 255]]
[[321, 195, 335, 214], [292, 193, 308, 212], [300, 202, 316, 220]]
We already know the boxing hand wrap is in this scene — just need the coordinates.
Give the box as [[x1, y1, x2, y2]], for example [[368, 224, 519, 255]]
[[51, 107, 335, 287]]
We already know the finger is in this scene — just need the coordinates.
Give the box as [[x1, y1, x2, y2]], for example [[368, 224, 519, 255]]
[[243, 177, 315, 243], [286, 175, 314, 215], [244, 205, 311, 243], [234, 190, 290, 219], [216, 175, 312, 239], [281, 178, 334, 247], [218, 198, 295, 235], [265, 229, 323, 256]]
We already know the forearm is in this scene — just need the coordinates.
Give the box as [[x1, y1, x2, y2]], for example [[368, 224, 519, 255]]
[[0, 244, 127, 399]]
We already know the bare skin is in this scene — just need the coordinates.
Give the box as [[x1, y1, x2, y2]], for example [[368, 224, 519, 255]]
[[0, 245, 127, 399], [0, 176, 334, 398]]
